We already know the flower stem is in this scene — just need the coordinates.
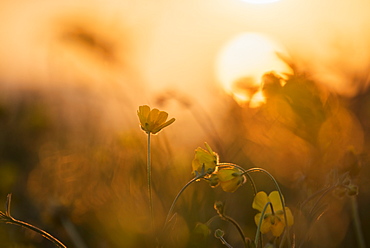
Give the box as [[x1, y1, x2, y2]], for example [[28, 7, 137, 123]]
[[147, 132, 153, 227], [8, 218, 67, 248], [243, 168, 291, 248], [218, 236, 234, 248], [219, 214, 248, 248], [0, 194, 66, 248], [215, 229, 234, 248], [164, 176, 200, 225], [254, 201, 273, 248], [350, 196, 366, 248]]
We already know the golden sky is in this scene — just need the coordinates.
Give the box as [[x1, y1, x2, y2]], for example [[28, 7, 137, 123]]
[[0, 0, 369, 100]]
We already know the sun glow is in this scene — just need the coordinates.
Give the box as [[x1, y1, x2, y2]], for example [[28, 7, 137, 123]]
[[216, 32, 292, 107], [239, 0, 281, 4]]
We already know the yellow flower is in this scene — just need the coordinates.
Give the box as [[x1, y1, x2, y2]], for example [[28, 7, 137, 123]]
[[192, 143, 219, 176], [137, 105, 175, 134], [216, 167, 244, 192], [252, 191, 294, 237]]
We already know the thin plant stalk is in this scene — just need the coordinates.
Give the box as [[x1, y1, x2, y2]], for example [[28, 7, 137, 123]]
[[218, 164, 290, 247], [6, 218, 67, 248], [254, 201, 273, 248], [244, 168, 291, 247], [164, 176, 200, 225], [350, 196, 366, 248], [0, 194, 66, 248], [219, 213, 248, 248], [218, 235, 234, 248], [215, 229, 234, 248], [147, 132, 153, 226]]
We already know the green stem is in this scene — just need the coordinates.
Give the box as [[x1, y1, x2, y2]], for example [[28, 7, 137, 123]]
[[0, 195, 67, 248], [164, 176, 200, 225], [7, 217, 67, 248], [255, 201, 273, 248], [147, 132, 153, 226], [221, 214, 248, 248], [244, 168, 291, 248], [215, 229, 234, 248], [205, 215, 219, 226], [350, 196, 366, 248], [218, 236, 234, 248]]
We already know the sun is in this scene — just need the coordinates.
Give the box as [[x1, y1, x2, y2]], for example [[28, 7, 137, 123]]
[[216, 32, 292, 107]]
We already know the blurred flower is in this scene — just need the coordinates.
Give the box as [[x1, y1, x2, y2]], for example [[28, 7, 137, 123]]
[[192, 222, 211, 240], [253, 191, 294, 237], [192, 143, 219, 176], [216, 167, 244, 192], [214, 229, 225, 239], [214, 201, 224, 215], [137, 105, 175, 134]]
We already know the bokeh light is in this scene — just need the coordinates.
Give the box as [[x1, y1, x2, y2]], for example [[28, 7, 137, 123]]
[[216, 32, 292, 106], [0, 0, 369, 247]]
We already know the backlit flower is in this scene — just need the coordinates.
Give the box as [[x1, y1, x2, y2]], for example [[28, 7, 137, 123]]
[[216, 167, 244, 192], [252, 191, 294, 237], [192, 143, 219, 176], [137, 105, 175, 134]]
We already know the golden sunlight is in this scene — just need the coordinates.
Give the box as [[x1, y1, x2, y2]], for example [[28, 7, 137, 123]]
[[239, 0, 281, 4], [216, 32, 291, 106]]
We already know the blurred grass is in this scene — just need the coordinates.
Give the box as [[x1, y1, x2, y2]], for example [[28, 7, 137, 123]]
[[0, 71, 369, 247]]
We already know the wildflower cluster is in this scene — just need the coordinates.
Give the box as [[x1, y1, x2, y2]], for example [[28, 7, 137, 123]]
[[188, 142, 294, 244], [192, 143, 245, 193], [136, 105, 294, 247]]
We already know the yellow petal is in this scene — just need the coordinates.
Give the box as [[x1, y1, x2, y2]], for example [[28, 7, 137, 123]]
[[192, 146, 217, 174], [138, 105, 175, 134], [217, 168, 236, 181], [138, 105, 150, 125], [271, 219, 285, 237], [220, 177, 241, 192], [253, 191, 270, 213], [205, 142, 214, 154], [152, 118, 175, 134], [269, 191, 283, 212], [286, 208, 294, 226], [156, 111, 169, 124], [254, 213, 272, 234], [281, 207, 294, 226], [192, 158, 202, 173], [148, 108, 160, 125]]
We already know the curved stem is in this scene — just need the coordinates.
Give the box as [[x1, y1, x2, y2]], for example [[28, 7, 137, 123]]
[[218, 236, 234, 248], [215, 229, 234, 248], [243, 168, 291, 247], [0, 195, 66, 248], [164, 176, 200, 225], [205, 215, 219, 226], [221, 214, 248, 248], [8, 217, 67, 248], [254, 201, 273, 248]]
